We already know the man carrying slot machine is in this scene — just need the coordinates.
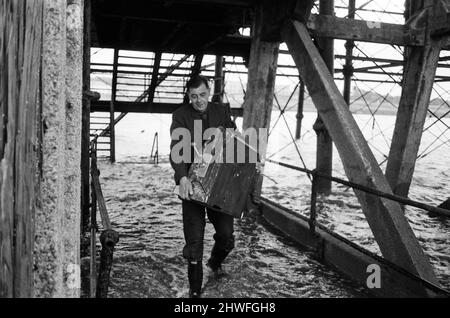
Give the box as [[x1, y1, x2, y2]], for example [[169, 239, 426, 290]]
[[169, 75, 237, 298]]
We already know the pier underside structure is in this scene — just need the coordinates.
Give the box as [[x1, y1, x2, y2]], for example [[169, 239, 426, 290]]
[[1, 0, 450, 297], [83, 0, 450, 298]]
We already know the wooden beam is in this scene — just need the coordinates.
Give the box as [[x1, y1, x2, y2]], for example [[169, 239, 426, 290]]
[[91, 100, 243, 116], [385, 2, 443, 198], [93, 34, 251, 58], [1, 0, 19, 298], [260, 198, 448, 297], [242, 1, 279, 201], [430, 0, 450, 38], [1, 0, 43, 298], [159, 23, 186, 51], [306, 13, 425, 46], [168, 0, 253, 7], [97, 13, 249, 28], [282, 19, 439, 291], [313, 0, 334, 195]]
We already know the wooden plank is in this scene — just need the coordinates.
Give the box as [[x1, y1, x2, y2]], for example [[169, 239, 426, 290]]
[[385, 3, 444, 197], [14, 0, 43, 298], [0, 0, 13, 298], [282, 20, 439, 290], [306, 13, 425, 46], [91, 100, 243, 116], [1, 0, 20, 298]]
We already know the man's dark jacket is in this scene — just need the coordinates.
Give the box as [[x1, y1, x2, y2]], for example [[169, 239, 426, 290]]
[[169, 102, 236, 185]]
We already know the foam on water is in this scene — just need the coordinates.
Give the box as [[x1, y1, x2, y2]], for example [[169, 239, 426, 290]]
[[98, 162, 369, 298], [97, 111, 449, 296]]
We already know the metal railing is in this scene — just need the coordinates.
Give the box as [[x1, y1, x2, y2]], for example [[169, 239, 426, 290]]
[[264, 158, 450, 296], [89, 140, 119, 298], [150, 132, 159, 164]]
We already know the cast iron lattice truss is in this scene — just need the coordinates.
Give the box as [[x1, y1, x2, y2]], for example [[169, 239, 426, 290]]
[[89, 0, 450, 163]]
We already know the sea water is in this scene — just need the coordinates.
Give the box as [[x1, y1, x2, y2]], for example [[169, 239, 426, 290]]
[[97, 111, 449, 297]]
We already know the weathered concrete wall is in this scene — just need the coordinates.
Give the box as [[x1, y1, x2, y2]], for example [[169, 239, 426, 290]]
[[64, 0, 83, 298], [34, 0, 83, 298]]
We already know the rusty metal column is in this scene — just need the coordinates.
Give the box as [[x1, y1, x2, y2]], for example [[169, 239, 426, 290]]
[[109, 48, 118, 163], [295, 79, 305, 139], [81, 0, 91, 243], [313, 0, 334, 195], [212, 55, 224, 103], [343, 0, 355, 105]]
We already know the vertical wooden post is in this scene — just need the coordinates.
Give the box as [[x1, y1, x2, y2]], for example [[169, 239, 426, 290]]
[[313, 0, 334, 195], [242, 1, 279, 200], [212, 55, 224, 103], [109, 48, 118, 163], [0, 0, 42, 298], [81, 0, 91, 244], [342, 0, 355, 105], [385, 0, 442, 197], [283, 20, 439, 292], [1, 0, 18, 298], [295, 79, 305, 139]]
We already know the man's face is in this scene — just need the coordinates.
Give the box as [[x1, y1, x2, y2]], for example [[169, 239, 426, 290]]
[[188, 83, 210, 112]]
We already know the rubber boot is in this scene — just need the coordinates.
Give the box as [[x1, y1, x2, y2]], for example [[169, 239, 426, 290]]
[[207, 246, 230, 278], [188, 261, 203, 298]]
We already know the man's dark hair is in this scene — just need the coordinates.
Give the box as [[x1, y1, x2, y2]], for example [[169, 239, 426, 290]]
[[186, 75, 210, 91]]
